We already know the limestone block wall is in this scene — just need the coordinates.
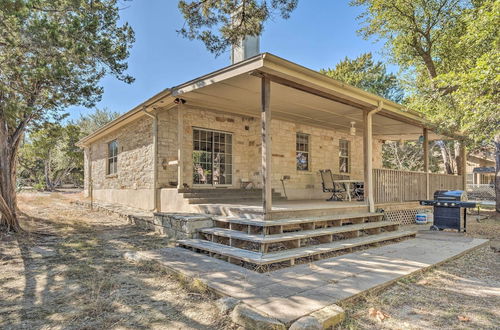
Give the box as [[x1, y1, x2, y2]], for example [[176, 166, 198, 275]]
[[167, 106, 382, 200], [268, 120, 365, 199], [179, 107, 261, 188], [152, 213, 213, 239], [85, 116, 155, 210], [83, 105, 388, 210], [157, 108, 179, 188]]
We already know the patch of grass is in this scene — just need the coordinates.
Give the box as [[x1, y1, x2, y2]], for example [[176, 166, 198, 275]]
[[190, 278, 210, 295], [1, 192, 234, 330], [136, 260, 170, 275]]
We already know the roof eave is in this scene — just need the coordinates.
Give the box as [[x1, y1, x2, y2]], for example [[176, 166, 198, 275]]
[[76, 88, 172, 147], [259, 53, 464, 139]]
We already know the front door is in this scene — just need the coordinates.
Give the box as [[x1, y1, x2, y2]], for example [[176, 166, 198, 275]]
[[193, 128, 233, 186]]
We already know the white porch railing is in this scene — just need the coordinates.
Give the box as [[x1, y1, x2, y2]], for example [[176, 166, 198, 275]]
[[373, 168, 463, 204]]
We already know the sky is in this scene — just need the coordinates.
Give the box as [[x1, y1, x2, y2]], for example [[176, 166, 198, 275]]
[[67, 1, 392, 120]]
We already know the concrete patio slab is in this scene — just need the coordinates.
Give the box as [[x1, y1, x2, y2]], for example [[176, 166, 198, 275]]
[[124, 231, 488, 326]]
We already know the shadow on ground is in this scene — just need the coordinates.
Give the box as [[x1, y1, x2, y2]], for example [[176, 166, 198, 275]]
[[0, 193, 234, 330]]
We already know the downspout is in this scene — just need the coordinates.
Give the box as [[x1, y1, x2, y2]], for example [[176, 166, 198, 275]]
[[142, 106, 159, 212], [364, 101, 383, 213], [88, 146, 93, 210]]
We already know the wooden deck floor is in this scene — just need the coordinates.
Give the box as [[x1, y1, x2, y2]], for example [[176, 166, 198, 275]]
[[192, 199, 369, 219]]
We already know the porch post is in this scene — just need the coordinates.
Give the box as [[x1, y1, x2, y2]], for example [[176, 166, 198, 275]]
[[459, 141, 467, 190], [177, 104, 184, 189], [261, 76, 272, 214], [363, 102, 383, 213], [423, 128, 430, 199]]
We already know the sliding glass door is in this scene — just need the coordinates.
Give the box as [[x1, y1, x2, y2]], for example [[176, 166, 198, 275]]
[[193, 128, 233, 186]]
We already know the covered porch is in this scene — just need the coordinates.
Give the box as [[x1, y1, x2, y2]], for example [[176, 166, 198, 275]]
[[168, 53, 465, 218]]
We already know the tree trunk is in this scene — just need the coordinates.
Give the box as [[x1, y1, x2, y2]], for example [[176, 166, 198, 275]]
[[0, 120, 21, 232], [494, 134, 500, 213], [454, 141, 461, 175], [44, 159, 54, 191], [437, 140, 454, 174]]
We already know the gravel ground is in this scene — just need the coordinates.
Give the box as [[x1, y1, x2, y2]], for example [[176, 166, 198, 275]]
[[0, 192, 235, 330]]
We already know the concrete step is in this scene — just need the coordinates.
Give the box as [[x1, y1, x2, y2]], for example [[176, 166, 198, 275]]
[[213, 212, 384, 234], [267, 204, 370, 220], [260, 230, 417, 264], [200, 221, 398, 244], [187, 196, 286, 204], [213, 212, 384, 227], [177, 230, 417, 266], [182, 191, 282, 198], [178, 188, 276, 194]]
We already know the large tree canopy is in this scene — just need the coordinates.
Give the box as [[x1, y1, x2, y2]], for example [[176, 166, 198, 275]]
[[352, 0, 500, 210], [0, 0, 134, 231], [320, 53, 404, 103], [74, 107, 120, 136], [18, 108, 119, 191], [178, 0, 298, 55], [18, 122, 82, 191]]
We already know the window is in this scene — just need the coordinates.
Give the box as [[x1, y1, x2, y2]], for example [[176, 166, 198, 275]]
[[193, 128, 233, 185], [296, 133, 310, 171], [339, 139, 350, 173], [107, 140, 118, 175]]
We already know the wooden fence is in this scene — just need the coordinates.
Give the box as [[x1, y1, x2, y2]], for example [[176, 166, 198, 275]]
[[429, 173, 463, 195], [373, 168, 463, 204]]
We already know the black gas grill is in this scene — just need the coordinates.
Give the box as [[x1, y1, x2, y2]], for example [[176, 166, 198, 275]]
[[419, 190, 476, 232]]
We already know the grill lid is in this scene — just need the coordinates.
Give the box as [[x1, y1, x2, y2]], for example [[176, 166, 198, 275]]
[[433, 190, 467, 201]]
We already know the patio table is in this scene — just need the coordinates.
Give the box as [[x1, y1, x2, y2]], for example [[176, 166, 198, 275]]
[[333, 179, 364, 202]]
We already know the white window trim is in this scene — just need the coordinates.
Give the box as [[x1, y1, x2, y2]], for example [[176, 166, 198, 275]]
[[296, 132, 310, 172], [107, 140, 118, 176], [339, 139, 350, 174]]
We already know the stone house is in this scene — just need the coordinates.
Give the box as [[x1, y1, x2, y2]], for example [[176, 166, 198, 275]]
[[77, 52, 466, 218], [77, 49, 470, 268]]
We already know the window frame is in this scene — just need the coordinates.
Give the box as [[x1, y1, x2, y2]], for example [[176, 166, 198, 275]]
[[339, 139, 350, 174], [107, 140, 118, 175], [296, 132, 310, 171], [192, 127, 233, 186]]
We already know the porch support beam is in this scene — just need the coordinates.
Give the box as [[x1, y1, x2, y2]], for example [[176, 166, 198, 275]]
[[261, 76, 272, 215], [423, 127, 430, 199], [254, 71, 372, 111], [364, 101, 383, 213], [177, 104, 184, 189]]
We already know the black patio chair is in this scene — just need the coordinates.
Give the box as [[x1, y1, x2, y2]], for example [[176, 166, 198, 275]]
[[353, 182, 364, 201], [319, 169, 346, 201]]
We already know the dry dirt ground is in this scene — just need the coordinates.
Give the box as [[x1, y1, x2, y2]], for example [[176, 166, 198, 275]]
[[1, 192, 499, 330], [0, 192, 235, 330], [336, 211, 500, 330]]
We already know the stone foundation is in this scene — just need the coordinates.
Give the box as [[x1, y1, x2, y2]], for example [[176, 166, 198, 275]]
[[153, 212, 213, 239]]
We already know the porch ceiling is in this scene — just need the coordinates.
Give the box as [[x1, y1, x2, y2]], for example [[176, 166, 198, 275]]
[[175, 73, 449, 140]]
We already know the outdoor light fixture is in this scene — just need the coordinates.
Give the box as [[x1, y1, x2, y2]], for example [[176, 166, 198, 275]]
[[350, 122, 356, 136], [418, 135, 424, 143]]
